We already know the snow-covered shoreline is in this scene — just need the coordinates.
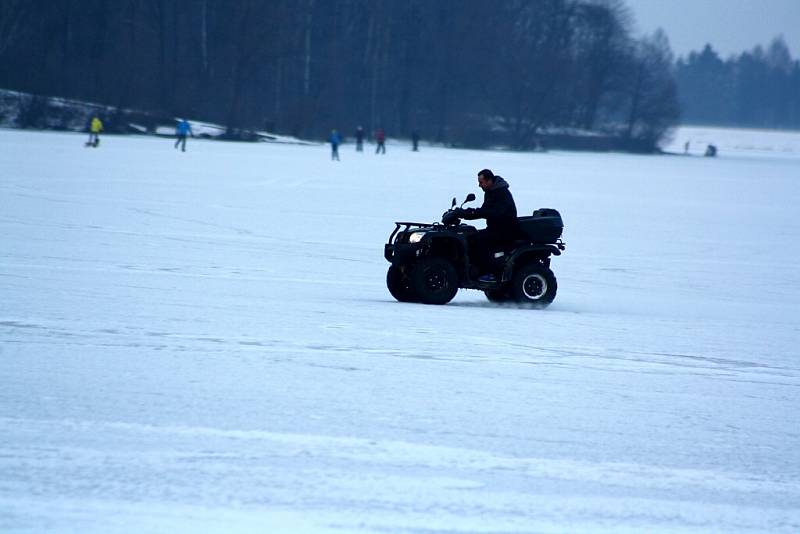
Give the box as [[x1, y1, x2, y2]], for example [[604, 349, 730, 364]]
[[0, 89, 313, 145]]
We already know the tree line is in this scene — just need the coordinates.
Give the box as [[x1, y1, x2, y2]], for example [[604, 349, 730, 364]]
[[676, 37, 800, 129], [0, 0, 679, 151]]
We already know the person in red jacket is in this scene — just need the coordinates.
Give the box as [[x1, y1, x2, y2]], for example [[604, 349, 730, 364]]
[[375, 128, 386, 154]]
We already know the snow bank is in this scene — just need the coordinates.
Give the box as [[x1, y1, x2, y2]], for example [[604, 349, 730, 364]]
[[0, 88, 311, 145]]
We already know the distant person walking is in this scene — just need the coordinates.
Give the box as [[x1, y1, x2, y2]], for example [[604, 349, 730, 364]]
[[355, 126, 365, 152], [375, 127, 386, 154], [174, 119, 192, 152], [329, 129, 342, 161], [684, 140, 690, 154], [86, 116, 103, 147], [411, 130, 420, 152]]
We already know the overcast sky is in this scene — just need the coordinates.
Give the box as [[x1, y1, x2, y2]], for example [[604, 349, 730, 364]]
[[627, 0, 800, 59]]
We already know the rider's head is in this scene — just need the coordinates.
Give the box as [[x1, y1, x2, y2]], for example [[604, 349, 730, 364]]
[[477, 169, 495, 191]]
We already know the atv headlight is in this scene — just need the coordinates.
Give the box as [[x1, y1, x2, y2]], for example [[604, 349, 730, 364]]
[[408, 231, 427, 243]]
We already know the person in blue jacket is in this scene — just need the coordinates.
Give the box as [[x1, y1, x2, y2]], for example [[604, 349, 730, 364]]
[[174, 119, 192, 152], [329, 129, 342, 161]]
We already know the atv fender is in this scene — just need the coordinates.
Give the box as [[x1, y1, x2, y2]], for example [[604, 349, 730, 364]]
[[501, 244, 561, 282], [385, 243, 420, 265]]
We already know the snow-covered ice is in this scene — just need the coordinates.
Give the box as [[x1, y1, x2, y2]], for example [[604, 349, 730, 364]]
[[665, 125, 800, 159], [1, 127, 799, 532]]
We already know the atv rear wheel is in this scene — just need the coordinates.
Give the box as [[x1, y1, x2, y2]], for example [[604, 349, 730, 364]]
[[510, 262, 557, 308], [410, 257, 458, 305], [387, 265, 419, 303]]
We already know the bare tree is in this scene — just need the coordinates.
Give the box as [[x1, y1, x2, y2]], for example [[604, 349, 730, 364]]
[[623, 30, 679, 149], [0, 1, 30, 57], [572, 0, 632, 129]]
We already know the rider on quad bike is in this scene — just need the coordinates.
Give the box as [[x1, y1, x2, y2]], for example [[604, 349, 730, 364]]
[[384, 169, 565, 307], [452, 169, 519, 283]]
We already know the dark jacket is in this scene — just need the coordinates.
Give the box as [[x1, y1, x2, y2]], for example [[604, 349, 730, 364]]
[[462, 176, 518, 237]]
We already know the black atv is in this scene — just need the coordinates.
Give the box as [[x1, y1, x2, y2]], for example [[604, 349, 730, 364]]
[[384, 194, 565, 307]]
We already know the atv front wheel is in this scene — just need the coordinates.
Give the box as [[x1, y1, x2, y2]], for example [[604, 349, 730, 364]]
[[387, 265, 419, 303], [510, 262, 557, 308], [410, 257, 458, 305]]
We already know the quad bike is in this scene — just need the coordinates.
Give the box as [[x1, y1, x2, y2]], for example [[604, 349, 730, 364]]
[[384, 194, 565, 307]]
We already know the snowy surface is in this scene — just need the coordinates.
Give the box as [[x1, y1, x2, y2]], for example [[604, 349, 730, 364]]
[[666, 125, 800, 158], [1, 128, 799, 532]]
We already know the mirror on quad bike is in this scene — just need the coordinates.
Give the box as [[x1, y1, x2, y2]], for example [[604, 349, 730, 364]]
[[451, 197, 457, 208], [460, 193, 476, 208]]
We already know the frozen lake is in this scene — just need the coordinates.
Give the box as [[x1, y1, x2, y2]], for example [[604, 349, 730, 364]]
[[1, 127, 799, 532]]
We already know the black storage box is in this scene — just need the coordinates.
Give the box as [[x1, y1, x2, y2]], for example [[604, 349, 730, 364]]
[[517, 208, 563, 243]]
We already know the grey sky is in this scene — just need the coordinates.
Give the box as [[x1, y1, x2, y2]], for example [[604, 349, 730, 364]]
[[627, 0, 800, 59]]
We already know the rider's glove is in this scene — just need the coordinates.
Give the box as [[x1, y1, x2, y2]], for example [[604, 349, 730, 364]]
[[460, 208, 477, 219], [442, 210, 461, 225]]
